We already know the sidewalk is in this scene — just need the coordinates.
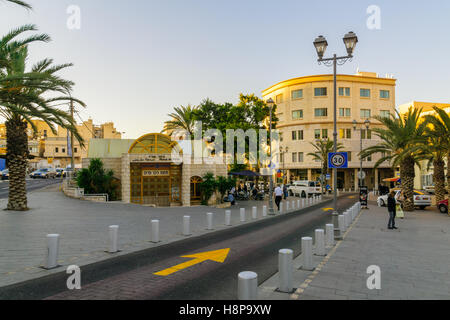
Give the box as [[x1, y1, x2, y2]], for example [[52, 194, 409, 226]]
[[0, 186, 324, 288], [259, 203, 450, 300]]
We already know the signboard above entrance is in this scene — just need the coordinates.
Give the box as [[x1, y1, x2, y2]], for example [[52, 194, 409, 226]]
[[130, 154, 182, 164], [142, 170, 170, 177]]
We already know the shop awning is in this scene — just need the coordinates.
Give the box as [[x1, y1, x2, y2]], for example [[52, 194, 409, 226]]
[[382, 177, 401, 183]]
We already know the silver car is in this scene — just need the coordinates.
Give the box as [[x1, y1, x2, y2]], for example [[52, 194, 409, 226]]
[[377, 190, 431, 210]]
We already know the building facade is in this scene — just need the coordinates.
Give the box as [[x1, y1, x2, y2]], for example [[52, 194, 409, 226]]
[[262, 71, 397, 190]]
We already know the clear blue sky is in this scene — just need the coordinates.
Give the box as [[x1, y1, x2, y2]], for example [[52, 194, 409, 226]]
[[1, 0, 450, 139]]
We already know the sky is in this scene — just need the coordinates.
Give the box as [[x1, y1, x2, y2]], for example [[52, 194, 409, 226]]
[[1, 0, 450, 139]]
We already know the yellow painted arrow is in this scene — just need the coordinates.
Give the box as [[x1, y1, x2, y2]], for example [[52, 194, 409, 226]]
[[154, 248, 230, 276]]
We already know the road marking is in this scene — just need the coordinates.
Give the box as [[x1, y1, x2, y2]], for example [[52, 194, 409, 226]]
[[154, 248, 230, 277], [323, 208, 334, 212]]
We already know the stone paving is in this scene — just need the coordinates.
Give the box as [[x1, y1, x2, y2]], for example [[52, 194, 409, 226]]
[[0, 184, 320, 288], [259, 203, 450, 300]]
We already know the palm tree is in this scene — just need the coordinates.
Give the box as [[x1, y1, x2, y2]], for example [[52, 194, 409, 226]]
[[361, 108, 427, 211], [307, 138, 344, 191], [163, 105, 198, 137], [2, 0, 32, 9], [1, 41, 84, 211], [424, 107, 450, 199]]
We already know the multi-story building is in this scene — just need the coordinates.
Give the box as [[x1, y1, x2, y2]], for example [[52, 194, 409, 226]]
[[0, 119, 122, 168], [262, 71, 397, 191], [398, 101, 450, 190]]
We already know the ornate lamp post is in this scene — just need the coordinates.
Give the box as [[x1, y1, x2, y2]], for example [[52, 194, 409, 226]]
[[313, 31, 358, 229]]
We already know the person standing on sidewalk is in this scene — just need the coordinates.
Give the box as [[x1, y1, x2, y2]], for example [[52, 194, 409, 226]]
[[274, 185, 283, 211], [387, 191, 398, 230]]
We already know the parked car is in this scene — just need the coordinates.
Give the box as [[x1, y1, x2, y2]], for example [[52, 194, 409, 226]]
[[377, 190, 432, 210], [30, 168, 57, 179], [438, 199, 448, 214], [288, 180, 321, 198], [1, 169, 9, 180]]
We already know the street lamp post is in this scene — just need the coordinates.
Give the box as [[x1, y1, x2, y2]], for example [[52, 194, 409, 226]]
[[313, 32, 358, 229], [267, 98, 275, 215], [353, 119, 370, 191], [280, 146, 289, 185]]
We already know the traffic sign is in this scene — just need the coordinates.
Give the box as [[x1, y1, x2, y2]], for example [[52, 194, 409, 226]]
[[357, 171, 366, 180], [328, 152, 348, 169]]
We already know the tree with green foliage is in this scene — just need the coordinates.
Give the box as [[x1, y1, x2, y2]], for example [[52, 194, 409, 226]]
[[216, 176, 236, 203], [199, 172, 217, 205], [76, 159, 119, 201]]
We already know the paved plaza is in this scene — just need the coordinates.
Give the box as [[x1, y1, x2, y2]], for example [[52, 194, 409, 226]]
[[259, 203, 450, 300]]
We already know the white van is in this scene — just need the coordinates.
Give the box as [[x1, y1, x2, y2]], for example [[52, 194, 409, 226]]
[[288, 181, 321, 198]]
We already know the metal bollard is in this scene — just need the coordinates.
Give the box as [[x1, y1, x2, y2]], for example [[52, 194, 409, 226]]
[[262, 206, 267, 217], [314, 229, 326, 256], [326, 224, 335, 247], [109, 225, 119, 253], [240, 208, 246, 222], [151, 220, 160, 243], [45, 234, 60, 269], [183, 216, 191, 236], [207, 212, 214, 230], [238, 271, 258, 300], [252, 207, 257, 220], [278, 249, 294, 293], [225, 210, 232, 226], [301, 237, 314, 271]]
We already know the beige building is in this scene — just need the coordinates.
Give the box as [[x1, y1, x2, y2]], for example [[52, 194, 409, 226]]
[[84, 133, 228, 207], [262, 71, 397, 190]]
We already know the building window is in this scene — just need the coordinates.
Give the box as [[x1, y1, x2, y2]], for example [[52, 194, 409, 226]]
[[62, 148, 66, 153], [55, 147, 59, 153], [339, 129, 352, 139], [348, 152, 352, 162], [322, 129, 328, 139], [298, 152, 304, 162], [292, 131, 297, 141], [276, 94, 283, 104], [380, 110, 391, 118], [361, 129, 372, 140], [291, 89, 303, 100], [292, 110, 303, 120], [279, 132, 283, 142], [360, 89, 371, 98], [339, 108, 351, 117], [380, 90, 390, 99], [292, 152, 297, 163], [360, 109, 371, 119], [315, 108, 328, 117], [314, 129, 321, 139], [74, 148, 78, 153], [339, 87, 350, 96], [298, 130, 304, 140], [314, 87, 327, 97]]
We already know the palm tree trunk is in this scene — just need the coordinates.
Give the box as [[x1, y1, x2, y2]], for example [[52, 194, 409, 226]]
[[400, 156, 415, 212], [6, 117, 29, 211], [433, 159, 446, 203], [447, 153, 450, 197]]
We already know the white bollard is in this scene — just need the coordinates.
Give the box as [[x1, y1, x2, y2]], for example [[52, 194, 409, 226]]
[[252, 207, 257, 220], [314, 229, 326, 256], [301, 199, 305, 208], [338, 215, 346, 237], [292, 200, 295, 210], [278, 249, 294, 293], [286, 201, 290, 212], [238, 271, 258, 300], [45, 234, 60, 269], [280, 202, 284, 213], [207, 212, 214, 230], [301, 237, 314, 271], [262, 206, 267, 217], [240, 208, 246, 222], [309, 198, 313, 206], [326, 224, 335, 247], [297, 200, 301, 209], [183, 216, 191, 236], [109, 225, 119, 253], [225, 210, 232, 226], [151, 220, 160, 243], [343, 212, 350, 229]]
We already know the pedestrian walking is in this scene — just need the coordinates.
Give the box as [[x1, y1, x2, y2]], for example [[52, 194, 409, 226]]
[[387, 191, 398, 230], [274, 185, 283, 212], [283, 184, 288, 200]]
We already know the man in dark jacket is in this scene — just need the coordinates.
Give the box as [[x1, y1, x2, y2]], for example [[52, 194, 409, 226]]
[[387, 191, 398, 230]]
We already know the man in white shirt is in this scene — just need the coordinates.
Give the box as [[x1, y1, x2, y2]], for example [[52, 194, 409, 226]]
[[274, 185, 283, 211]]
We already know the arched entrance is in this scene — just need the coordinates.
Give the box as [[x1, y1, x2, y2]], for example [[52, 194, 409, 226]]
[[190, 176, 203, 204], [128, 133, 182, 206]]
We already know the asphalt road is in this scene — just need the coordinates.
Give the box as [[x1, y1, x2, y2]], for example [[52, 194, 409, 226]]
[[41, 194, 358, 300], [0, 178, 63, 199]]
